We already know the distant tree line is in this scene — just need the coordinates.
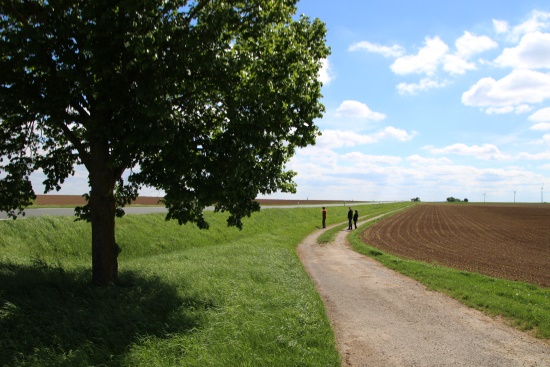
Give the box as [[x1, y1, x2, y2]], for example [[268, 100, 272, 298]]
[[411, 197, 421, 202], [447, 197, 468, 202]]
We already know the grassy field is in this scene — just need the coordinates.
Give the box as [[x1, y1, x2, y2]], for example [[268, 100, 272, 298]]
[[2, 202, 547, 366], [0, 204, 386, 367], [348, 217, 550, 339]]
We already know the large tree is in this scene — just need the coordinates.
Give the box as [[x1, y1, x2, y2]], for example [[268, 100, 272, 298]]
[[0, 0, 329, 285]]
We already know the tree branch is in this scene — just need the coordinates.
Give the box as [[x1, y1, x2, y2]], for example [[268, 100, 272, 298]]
[[185, 0, 212, 24], [54, 119, 90, 168]]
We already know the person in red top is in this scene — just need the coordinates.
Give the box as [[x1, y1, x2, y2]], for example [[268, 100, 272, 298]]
[[321, 207, 327, 228]]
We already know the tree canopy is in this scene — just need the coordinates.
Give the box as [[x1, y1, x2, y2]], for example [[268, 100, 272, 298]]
[[0, 0, 329, 285]]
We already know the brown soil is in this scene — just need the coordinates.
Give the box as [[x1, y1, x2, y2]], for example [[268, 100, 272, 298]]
[[33, 195, 352, 207], [362, 203, 550, 287]]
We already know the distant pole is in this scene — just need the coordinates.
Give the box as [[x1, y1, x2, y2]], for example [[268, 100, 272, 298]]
[[483, 192, 486, 203], [513, 190, 516, 203], [542, 184, 544, 204]]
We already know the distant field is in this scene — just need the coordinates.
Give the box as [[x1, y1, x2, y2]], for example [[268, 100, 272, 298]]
[[32, 195, 356, 207], [362, 203, 550, 287], [33, 195, 162, 206]]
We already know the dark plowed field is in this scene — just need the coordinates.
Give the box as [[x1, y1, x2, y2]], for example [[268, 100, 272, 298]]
[[362, 204, 550, 287]]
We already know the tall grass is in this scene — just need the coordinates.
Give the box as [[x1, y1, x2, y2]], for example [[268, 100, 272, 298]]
[[348, 218, 550, 339], [0, 206, 352, 367]]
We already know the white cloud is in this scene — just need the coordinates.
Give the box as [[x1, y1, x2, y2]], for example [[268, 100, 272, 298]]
[[482, 105, 511, 114], [316, 130, 377, 149], [341, 152, 403, 165], [531, 122, 550, 131], [495, 32, 550, 69], [316, 127, 416, 149], [462, 69, 550, 108], [391, 36, 449, 76], [515, 104, 535, 114], [397, 78, 449, 95], [335, 100, 386, 120], [286, 151, 545, 202], [455, 31, 498, 59], [493, 19, 509, 34], [531, 134, 550, 145], [529, 106, 550, 130], [319, 58, 334, 85], [284, 143, 548, 202], [293, 145, 340, 169], [495, 10, 550, 42], [425, 143, 508, 160], [511, 10, 550, 40], [348, 41, 405, 57], [406, 154, 452, 165], [485, 104, 532, 114], [443, 54, 477, 75], [389, 32, 496, 88], [373, 126, 417, 142], [442, 32, 497, 75], [529, 106, 550, 122], [29, 164, 89, 195], [517, 151, 550, 160]]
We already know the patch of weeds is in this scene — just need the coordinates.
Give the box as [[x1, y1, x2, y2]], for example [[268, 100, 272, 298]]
[[369, 250, 383, 257]]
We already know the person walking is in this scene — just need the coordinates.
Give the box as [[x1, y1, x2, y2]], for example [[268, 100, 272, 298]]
[[321, 207, 327, 228], [353, 210, 358, 229], [347, 207, 353, 230]]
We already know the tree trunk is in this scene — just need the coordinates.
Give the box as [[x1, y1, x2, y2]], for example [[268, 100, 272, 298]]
[[89, 142, 119, 286]]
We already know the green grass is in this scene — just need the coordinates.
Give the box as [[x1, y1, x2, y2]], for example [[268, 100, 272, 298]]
[[0, 206, 349, 367], [348, 218, 550, 339], [2, 202, 547, 367]]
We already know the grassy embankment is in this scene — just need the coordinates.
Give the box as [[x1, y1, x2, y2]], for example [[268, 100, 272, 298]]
[[0, 203, 399, 367], [347, 216, 550, 339]]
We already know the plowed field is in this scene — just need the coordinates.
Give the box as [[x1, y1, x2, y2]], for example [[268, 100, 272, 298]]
[[362, 204, 550, 287]]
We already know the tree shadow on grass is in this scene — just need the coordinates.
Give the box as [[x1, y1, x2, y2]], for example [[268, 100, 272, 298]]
[[0, 260, 211, 366]]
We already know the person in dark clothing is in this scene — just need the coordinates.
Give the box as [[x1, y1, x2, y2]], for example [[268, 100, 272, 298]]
[[321, 207, 327, 228], [353, 210, 358, 229], [347, 207, 353, 230]]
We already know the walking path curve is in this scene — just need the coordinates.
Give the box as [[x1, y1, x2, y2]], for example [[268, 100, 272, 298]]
[[297, 217, 550, 367]]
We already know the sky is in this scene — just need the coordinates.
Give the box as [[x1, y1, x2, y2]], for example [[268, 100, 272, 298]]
[[275, 0, 550, 203], [29, 0, 550, 203]]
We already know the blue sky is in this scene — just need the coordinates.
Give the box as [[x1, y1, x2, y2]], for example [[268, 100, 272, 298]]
[[274, 0, 550, 202], [30, 1, 550, 203]]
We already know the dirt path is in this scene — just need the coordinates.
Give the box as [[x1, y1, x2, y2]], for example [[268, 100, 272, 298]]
[[297, 218, 550, 367]]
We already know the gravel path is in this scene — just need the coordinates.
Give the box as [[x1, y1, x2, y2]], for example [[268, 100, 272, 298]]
[[297, 218, 550, 367]]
